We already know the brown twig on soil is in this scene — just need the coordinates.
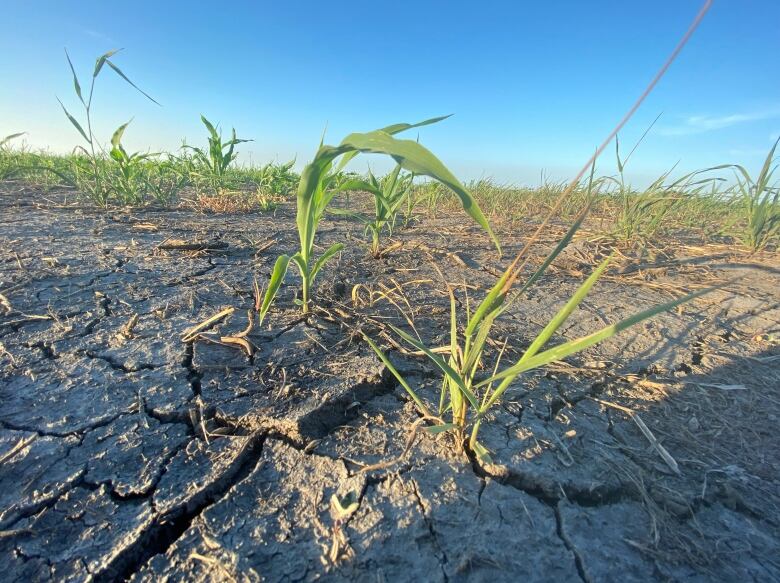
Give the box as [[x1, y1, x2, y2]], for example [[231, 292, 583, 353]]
[[181, 307, 235, 342], [590, 397, 681, 475], [157, 238, 229, 251]]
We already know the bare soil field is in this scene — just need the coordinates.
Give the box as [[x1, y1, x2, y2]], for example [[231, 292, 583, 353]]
[[1, 182, 779, 582]]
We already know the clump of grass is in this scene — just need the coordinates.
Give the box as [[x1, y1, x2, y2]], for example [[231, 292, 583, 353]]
[[732, 138, 779, 252], [58, 49, 159, 205], [368, 168, 718, 460], [261, 116, 500, 316], [0, 133, 25, 180]]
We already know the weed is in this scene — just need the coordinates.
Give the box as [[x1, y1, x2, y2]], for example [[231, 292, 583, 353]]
[[368, 171, 717, 460], [58, 49, 159, 205], [732, 138, 779, 252]]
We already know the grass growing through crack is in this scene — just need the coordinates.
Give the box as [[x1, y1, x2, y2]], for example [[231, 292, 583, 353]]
[[367, 195, 717, 460]]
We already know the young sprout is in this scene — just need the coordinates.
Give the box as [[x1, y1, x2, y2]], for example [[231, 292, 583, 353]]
[[184, 115, 252, 192], [260, 116, 501, 316], [334, 163, 415, 257]]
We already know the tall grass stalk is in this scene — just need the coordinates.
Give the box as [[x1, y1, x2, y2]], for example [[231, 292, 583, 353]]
[[366, 0, 715, 458]]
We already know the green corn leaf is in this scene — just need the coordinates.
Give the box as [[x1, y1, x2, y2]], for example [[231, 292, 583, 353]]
[[363, 335, 431, 417], [335, 115, 451, 172], [388, 323, 480, 411], [201, 115, 219, 140], [259, 255, 291, 325], [310, 243, 344, 282], [338, 131, 500, 254], [337, 178, 379, 194], [57, 98, 91, 144], [424, 423, 458, 435], [290, 252, 309, 279], [111, 120, 132, 149]]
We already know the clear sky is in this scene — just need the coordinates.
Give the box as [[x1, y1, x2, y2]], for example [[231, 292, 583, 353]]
[[1, 1, 778, 185]]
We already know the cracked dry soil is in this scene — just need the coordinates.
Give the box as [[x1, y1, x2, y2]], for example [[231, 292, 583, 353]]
[[1, 183, 779, 582]]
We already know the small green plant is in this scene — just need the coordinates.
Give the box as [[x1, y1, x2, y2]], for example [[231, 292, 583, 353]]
[[367, 175, 716, 460], [260, 116, 500, 316], [0, 133, 25, 180], [184, 116, 251, 191], [732, 138, 779, 252], [251, 159, 298, 197], [334, 163, 415, 257], [59, 49, 158, 205], [107, 121, 154, 204]]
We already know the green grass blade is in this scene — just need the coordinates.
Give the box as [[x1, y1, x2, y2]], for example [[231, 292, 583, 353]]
[[363, 335, 431, 417], [464, 268, 511, 336], [106, 60, 160, 105], [520, 256, 611, 362], [477, 285, 719, 413], [388, 323, 480, 410], [56, 98, 90, 144], [64, 49, 84, 105], [517, 163, 596, 295]]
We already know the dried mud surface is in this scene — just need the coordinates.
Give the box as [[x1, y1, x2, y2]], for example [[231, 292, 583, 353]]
[[1, 183, 779, 582]]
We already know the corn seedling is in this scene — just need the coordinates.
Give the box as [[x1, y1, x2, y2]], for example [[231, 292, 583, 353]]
[[58, 49, 159, 205], [184, 115, 251, 192], [107, 121, 156, 204], [260, 116, 501, 316], [334, 163, 415, 257]]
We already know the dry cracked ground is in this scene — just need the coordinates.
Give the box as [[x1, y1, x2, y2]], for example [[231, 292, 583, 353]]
[[1, 183, 779, 582]]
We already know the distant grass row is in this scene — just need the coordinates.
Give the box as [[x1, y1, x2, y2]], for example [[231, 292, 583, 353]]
[[0, 46, 777, 252], [1, 135, 779, 252]]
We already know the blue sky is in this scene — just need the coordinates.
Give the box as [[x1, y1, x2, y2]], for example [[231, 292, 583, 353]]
[[1, 1, 778, 185]]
